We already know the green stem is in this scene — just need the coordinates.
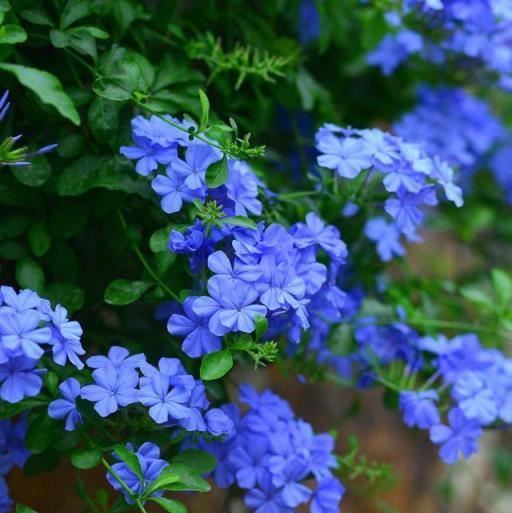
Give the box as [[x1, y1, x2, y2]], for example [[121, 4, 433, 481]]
[[116, 210, 181, 302], [277, 190, 322, 200], [134, 100, 228, 155], [101, 458, 149, 513]]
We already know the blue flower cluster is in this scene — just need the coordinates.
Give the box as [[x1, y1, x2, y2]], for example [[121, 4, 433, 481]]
[[0, 416, 29, 512], [199, 385, 345, 513], [354, 320, 512, 465], [368, 0, 512, 88], [315, 124, 463, 261], [106, 442, 168, 503], [120, 115, 264, 216], [168, 213, 348, 356], [0, 286, 85, 403], [47, 346, 234, 436], [394, 86, 503, 170]]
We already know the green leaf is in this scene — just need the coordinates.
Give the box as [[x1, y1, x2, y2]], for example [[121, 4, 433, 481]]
[[49, 29, 69, 48], [60, 0, 92, 29], [221, 216, 257, 230], [88, 97, 120, 142], [71, 448, 103, 470], [198, 89, 209, 132], [254, 314, 268, 341], [45, 283, 84, 314], [0, 63, 80, 125], [25, 414, 57, 454], [28, 222, 51, 257], [16, 505, 39, 513], [159, 463, 211, 492], [491, 268, 512, 308], [172, 449, 217, 475], [15, 1, 53, 26], [16, 257, 45, 293], [104, 279, 153, 305], [67, 27, 97, 60], [11, 155, 52, 187], [460, 286, 493, 309], [200, 349, 233, 381], [149, 227, 172, 253], [144, 469, 180, 496], [113, 444, 143, 480], [149, 498, 187, 513], [0, 24, 27, 45], [0, 399, 46, 419], [0, 214, 33, 240], [205, 157, 228, 188], [92, 77, 133, 101]]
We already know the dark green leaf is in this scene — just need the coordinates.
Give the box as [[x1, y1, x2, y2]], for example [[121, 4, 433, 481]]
[[0, 241, 27, 260], [28, 222, 51, 257], [88, 97, 120, 141], [56, 134, 85, 159], [0, 399, 46, 419], [45, 283, 84, 314], [104, 279, 153, 305], [0, 63, 80, 125], [15, 1, 53, 26], [0, 214, 33, 240], [172, 449, 217, 475], [92, 77, 133, 101], [60, 0, 92, 29], [11, 155, 51, 187], [149, 498, 187, 513], [221, 216, 257, 230], [25, 414, 57, 454], [16, 257, 45, 293], [200, 349, 233, 381], [205, 157, 227, 188], [71, 448, 103, 470]]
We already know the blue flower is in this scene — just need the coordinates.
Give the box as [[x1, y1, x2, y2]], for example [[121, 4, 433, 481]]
[[193, 276, 267, 336], [120, 115, 180, 176], [316, 134, 373, 178], [245, 472, 293, 513], [168, 296, 222, 358], [399, 390, 440, 429], [452, 372, 498, 426], [257, 258, 305, 311], [106, 442, 168, 502], [224, 160, 263, 216], [87, 345, 146, 372], [0, 356, 44, 403], [48, 377, 83, 431], [298, 0, 321, 45], [206, 408, 234, 436], [0, 286, 41, 314], [138, 372, 192, 424], [151, 167, 204, 214], [207, 250, 262, 285], [430, 408, 482, 464], [0, 477, 12, 513], [170, 143, 222, 190], [81, 366, 139, 417], [48, 305, 85, 369], [291, 213, 348, 261], [0, 310, 51, 360], [311, 477, 345, 513], [365, 218, 405, 262]]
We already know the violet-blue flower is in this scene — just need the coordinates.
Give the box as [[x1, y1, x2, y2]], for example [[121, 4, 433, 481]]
[[48, 377, 83, 431]]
